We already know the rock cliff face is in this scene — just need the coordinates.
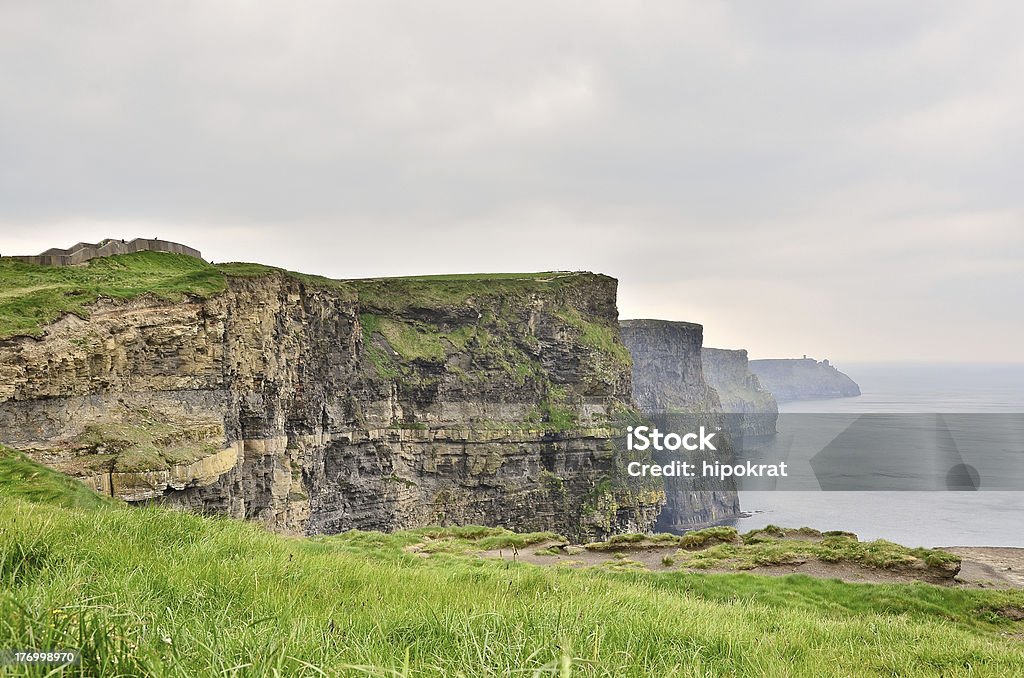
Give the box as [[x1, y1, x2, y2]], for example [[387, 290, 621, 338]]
[[0, 265, 663, 541], [749, 358, 861, 402], [619, 320, 740, 530], [701, 348, 778, 437]]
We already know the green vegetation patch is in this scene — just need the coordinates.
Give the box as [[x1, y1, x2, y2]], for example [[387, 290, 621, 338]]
[[360, 314, 446, 363], [404, 526, 566, 554], [557, 307, 632, 369], [678, 526, 744, 549], [0, 446, 113, 511], [79, 415, 222, 473], [584, 527, 742, 552], [360, 311, 549, 390], [28, 411, 226, 475], [539, 385, 578, 431], [743, 524, 824, 543], [0, 252, 227, 339], [0, 252, 366, 340], [678, 530, 961, 572], [347, 272, 593, 315]]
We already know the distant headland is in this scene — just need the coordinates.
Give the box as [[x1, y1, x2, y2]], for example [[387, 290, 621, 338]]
[[5, 237, 202, 267], [749, 357, 861, 401]]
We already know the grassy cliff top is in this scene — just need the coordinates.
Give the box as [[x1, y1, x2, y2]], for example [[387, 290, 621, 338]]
[[0, 252, 226, 339], [0, 251, 608, 339], [619, 318, 705, 333]]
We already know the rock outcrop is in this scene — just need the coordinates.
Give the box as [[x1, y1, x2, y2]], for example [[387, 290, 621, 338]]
[[702, 348, 778, 437], [749, 358, 861, 402], [619, 320, 740, 531], [0, 265, 663, 541]]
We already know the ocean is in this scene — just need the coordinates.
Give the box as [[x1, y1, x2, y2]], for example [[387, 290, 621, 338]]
[[729, 363, 1024, 547]]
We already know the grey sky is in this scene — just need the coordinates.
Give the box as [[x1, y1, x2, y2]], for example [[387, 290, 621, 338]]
[[2, 2, 1021, 362]]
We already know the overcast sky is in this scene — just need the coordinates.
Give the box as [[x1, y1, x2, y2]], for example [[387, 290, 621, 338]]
[[1, 2, 1021, 362]]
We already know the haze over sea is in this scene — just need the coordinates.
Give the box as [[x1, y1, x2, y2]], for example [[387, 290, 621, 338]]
[[731, 363, 1024, 547]]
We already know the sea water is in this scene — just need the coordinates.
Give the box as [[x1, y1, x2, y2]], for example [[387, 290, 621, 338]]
[[729, 363, 1024, 547]]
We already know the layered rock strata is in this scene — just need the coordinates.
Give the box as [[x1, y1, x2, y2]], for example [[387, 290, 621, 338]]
[[0, 267, 663, 541]]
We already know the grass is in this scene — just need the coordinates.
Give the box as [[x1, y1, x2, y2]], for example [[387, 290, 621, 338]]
[[540, 385, 579, 431], [360, 314, 447, 363], [678, 526, 743, 549], [556, 307, 633, 369], [346, 272, 597, 316], [15, 411, 225, 476], [0, 446, 114, 511], [404, 526, 566, 555], [677, 528, 963, 572], [80, 417, 222, 473], [570, 526, 963, 581], [1, 454, 1023, 676], [0, 252, 363, 340], [0, 252, 227, 339]]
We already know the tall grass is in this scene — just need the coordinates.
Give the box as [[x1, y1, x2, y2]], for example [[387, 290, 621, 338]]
[[1, 492, 1022, 676], [2, 442, 1023, 676], [0, 447, 113, 510]]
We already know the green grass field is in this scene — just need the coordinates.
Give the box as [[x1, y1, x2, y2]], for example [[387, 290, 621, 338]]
[[1, 448, 1022, 676]]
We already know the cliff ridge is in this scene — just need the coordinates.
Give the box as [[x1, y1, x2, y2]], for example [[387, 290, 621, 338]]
[[0, 254, 663, 541]]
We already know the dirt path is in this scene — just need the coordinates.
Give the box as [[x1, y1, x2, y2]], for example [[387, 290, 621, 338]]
[[943, 547, 1024, 589]]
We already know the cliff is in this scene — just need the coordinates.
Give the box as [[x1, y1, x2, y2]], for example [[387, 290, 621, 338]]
[[701, 348, 778, 437], [0, 253, 663, 541], [619, 320, 740, 530], [749, 358, 861, 402]]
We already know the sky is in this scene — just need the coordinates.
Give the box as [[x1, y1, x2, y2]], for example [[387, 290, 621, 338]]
[[1, 2, 1021, 362]]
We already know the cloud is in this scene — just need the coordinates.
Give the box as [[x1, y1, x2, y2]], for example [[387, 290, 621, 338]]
[[1, 1, 1021, 360]]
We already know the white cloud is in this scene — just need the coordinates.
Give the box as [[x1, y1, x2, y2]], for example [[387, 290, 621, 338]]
[[1, 1, 1021, 361]]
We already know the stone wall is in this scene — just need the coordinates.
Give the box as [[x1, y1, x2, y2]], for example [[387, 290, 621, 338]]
[[8, 238, 202, 266]]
